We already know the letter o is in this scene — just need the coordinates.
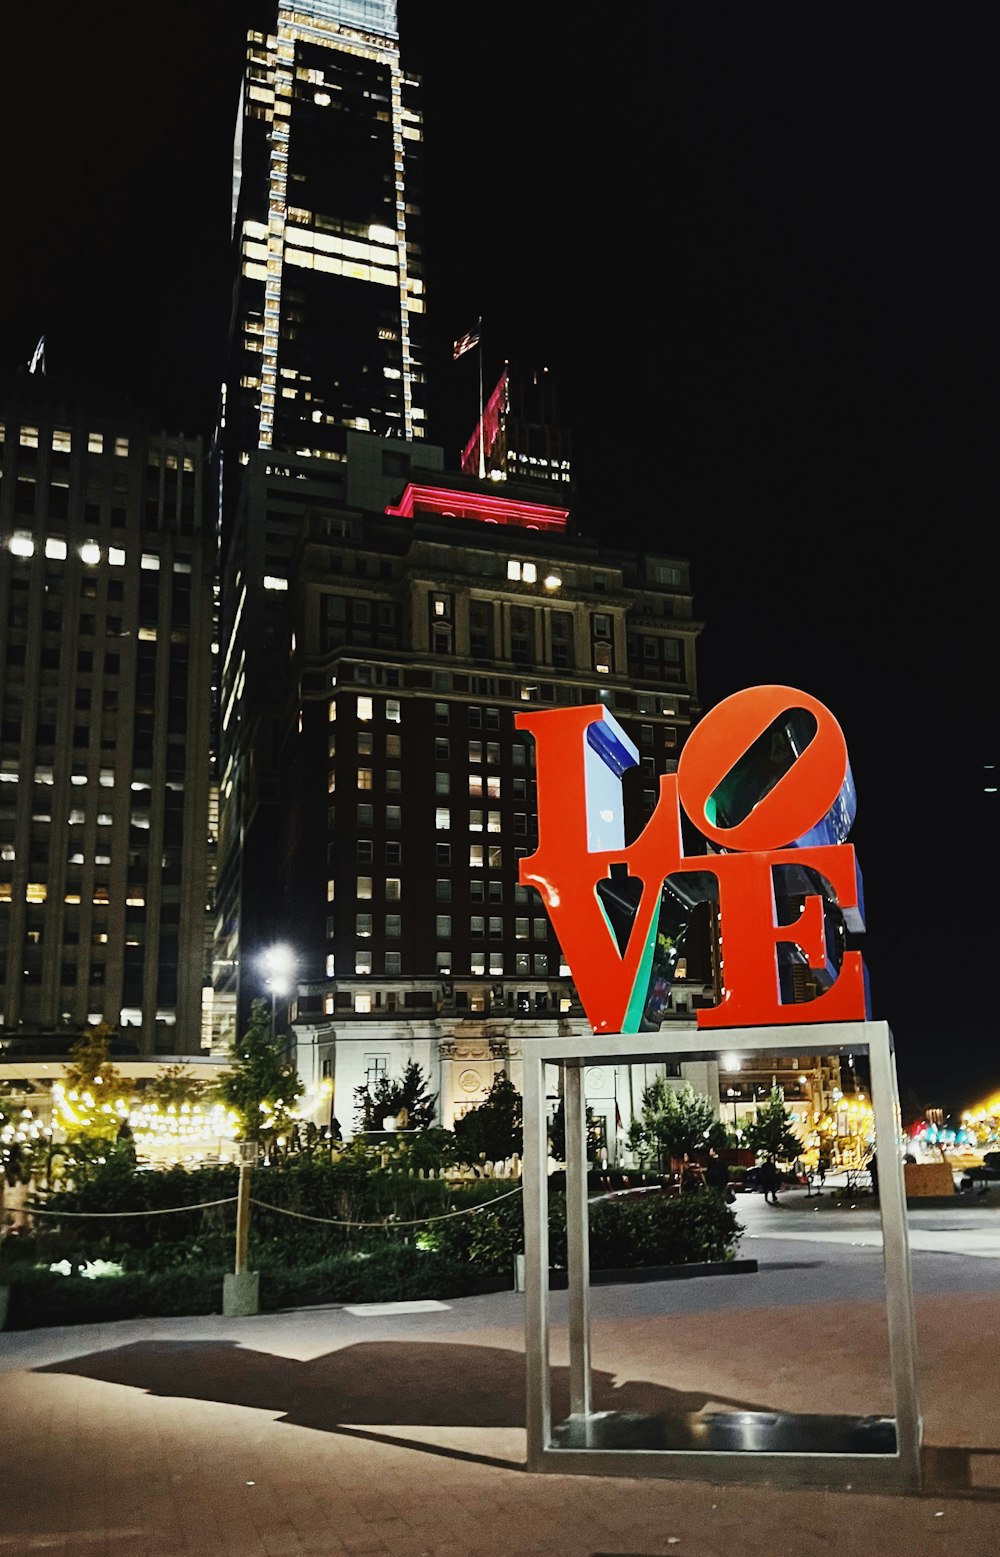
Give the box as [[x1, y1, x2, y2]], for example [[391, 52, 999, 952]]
[[677, 685, 851, 852]]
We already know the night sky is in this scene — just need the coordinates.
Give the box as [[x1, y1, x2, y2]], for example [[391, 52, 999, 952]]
[[3, 3, 995, 1114]]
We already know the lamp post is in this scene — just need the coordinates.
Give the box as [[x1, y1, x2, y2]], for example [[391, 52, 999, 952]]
[[727, 1088, 740, 1133], [261, 943, 296, 1045]]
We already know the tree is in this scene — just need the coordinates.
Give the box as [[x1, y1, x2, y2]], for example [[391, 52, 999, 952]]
[[742, 1082, 803, 1165], [63, 1023, 123, 1097], [216, 998, 303, 1143], [454, 1070, 523, 1162], [146, 1063, 204, 1110], [57, 1024, 133, 1149], [628, 1079, 716, 1171], [547, 1096, 602, 1164], [353, 1059, 437, 1133]]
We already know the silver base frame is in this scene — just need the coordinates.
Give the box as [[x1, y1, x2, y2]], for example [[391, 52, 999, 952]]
[[522, 1020, 922, 1489]]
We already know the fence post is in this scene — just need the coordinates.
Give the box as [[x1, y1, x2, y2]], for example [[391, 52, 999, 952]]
[[223, 1141, 260, 1317]]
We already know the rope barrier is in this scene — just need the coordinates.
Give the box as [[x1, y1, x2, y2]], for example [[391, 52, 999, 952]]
[[21, 1196, 238, 1219], [248, 1184, 523, 1229], [14, 1186, 522, 1229]]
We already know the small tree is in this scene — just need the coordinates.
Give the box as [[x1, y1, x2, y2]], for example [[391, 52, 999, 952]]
[[353, 1059, 437, 1132], [742, 1082, 803, 1165], [217, 997, 303, 1143], [547, 1097, 603, 1164], [630, 1079, 715, 1171], [146, 1063, 204, 1110], [454, 1070, 523, 1162], [57, 1024, 133, 1149]]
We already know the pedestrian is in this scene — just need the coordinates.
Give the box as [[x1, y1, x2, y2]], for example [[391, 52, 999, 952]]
[[705, 1148, 728, 1193], [817, 1153, 829, 1187], [758, 1157, 780, 1205]]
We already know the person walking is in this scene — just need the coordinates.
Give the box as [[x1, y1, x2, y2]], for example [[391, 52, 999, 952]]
[[758, 1157, 780, 1205]]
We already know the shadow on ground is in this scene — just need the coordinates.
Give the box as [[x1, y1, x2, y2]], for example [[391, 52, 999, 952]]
[[37, 1338, 769, 1433]]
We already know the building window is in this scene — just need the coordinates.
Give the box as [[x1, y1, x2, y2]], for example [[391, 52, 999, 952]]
[[436, 915, 452, 938], [356, 914, 373, 937], [358, 696, 373, 721], [385, 877, 401, 901], [386, 733, 401, 759], [435, 807, 450, 830], [435, 878, 451, 901], [357, 803, 373, 826], [470, 916, 485, 938], [386, 699, 401, 723], [489, 916, 503, 938], [385, 914, 401, 938], [435, 843, 451, 864], [358, 767, 373, 790], [436, 771, 451, 795], [488, 845, 502, 868], [355, 952, 372, 975], [357, 876, 373, 899], [470, 810, 483, 832], [386, 805, 401, 829], [469, 740, 482, 762], [385, 841, 402, 864], [434, 702, 449, 724], [385, 951, 402, 974], [487, 811, 501, 833], [534, 955, 549, 975], [471, 952, 486, 975], [489, 953, 504, 975], [533, 918, 548, 940], [470, 845, 484, 869], [357, 840, 373, 862], [469, 774, 483, 797], [434, 737, 450, 759], [516, 917, 529, 939], [436, 952, 452, 974]]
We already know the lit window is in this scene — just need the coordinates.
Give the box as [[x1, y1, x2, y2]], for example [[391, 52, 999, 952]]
[[52, 429, 72, 453], [19, 426, 39, 448], [357, 877, 372, 899], [471, 952, 486, 975], [114, 438, 129, 458], [386, 699, 401, 723], [356, 914, 373, 937], [263, 575, 288, 590], [435, 807, 450, 830], [9, 532, 34, 558], [26, 883, 47, 903], [436, 915, 451, 938], [45, 538, 67, 560], [326, 954, 335, 976], [328, 772, 336, 794], [355, 953, 372, 976], [140, 553, 160, 571], [469, 774, 482, 797], [470, 845, 484, 869], [470, 810, 483, 832], [357, 767, 373, 790], [327, 880, 336, 902], [88, 432, 103, 454], [108, 547, 126, 566], [489, 954, 503, 974], [386, 914, 401, 938], [386, 877, 401, 901], [487, 776, 501, 799], [80, 542, 101, 566], [328, 699, 337, 722], [357, 696, 373, 721]]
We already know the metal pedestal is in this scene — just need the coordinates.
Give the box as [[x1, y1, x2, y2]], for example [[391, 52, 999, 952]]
[[522, 1020, 922, 1490]]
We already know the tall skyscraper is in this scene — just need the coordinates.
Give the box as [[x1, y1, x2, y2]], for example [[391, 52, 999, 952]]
[[221, 0, 425, 471], [215, 2, 427, 1040]]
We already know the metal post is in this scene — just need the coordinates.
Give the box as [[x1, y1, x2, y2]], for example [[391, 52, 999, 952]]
[[565, 1060, 591, 1417], [234, 1156, 252, 1275]]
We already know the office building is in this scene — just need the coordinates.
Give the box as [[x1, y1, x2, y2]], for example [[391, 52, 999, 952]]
[[0, 377, 214, 1059]]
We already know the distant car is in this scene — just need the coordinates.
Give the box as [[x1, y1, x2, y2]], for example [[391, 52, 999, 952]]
[[960, 1151, 1000, 1193]]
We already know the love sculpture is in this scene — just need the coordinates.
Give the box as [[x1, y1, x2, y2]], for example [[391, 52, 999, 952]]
[[517, 684, 870, 1034]]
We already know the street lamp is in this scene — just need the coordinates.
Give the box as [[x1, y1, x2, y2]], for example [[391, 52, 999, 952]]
[[727, 1087, 740, 1133], [261, 943, 296, 1043]]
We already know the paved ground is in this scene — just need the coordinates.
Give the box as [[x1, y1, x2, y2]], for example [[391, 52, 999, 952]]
[[2, 1182, 1000, 1557]]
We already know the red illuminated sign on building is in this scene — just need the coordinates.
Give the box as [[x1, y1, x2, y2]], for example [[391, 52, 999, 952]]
[[517, 687, 870, 1034]]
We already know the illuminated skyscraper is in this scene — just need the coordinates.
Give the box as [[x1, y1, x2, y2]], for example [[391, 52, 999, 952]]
[[221, 0, 426, 473], [215, 1, 427, 1037]]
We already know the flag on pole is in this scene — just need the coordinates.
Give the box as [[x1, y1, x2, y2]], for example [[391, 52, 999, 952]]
[[452, 319, 481, 360], [28, 335, 46, 376], [614, 1099, 623, 1133]]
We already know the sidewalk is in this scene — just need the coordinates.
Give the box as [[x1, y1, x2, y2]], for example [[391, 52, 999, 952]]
[[3, 1222, 1000, 1557]]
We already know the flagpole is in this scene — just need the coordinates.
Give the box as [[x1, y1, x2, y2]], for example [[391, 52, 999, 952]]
[[477, 320, 485, 479]]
